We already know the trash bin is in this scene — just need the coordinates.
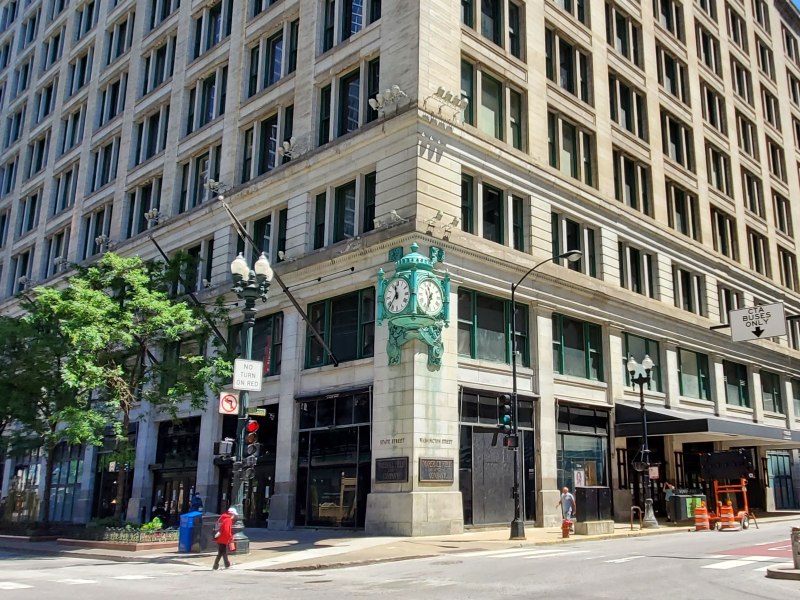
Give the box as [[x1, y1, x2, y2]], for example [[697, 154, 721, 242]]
[[178, 511, 203, 553], [672, 494, 706, 522], [199, 513, 220, 553]]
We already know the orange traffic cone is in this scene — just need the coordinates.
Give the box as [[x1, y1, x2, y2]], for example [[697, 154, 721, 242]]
[[694, 502, 710, 531]]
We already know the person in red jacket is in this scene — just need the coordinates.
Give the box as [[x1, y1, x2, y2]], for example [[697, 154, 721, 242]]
[[212, 507, 236, 570]]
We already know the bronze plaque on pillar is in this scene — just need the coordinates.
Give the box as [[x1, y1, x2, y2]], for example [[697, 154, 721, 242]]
[[419, 458, 454, 483], [375, 457, 409, 483]]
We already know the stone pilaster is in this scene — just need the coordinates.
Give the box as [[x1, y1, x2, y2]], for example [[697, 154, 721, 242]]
[[710, 354, 728, 418], [127, 416, 159, 523], [663, 342, 680, 409]]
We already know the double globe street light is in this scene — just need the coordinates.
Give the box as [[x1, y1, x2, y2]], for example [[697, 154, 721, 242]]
[[509, 249, 583, 540], [627, 354, 659, 529], [229, 252, 274, 553]]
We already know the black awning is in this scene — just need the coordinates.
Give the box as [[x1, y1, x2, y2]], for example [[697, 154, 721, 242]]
[[615, 403, 800, 444]]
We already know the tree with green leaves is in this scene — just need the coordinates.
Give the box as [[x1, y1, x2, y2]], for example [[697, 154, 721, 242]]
[[16, 252, 232, 521], [0, 310, 106, 525]]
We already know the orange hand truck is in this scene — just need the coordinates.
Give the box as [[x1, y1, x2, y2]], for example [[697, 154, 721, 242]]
[[707, 478, 759, 531]]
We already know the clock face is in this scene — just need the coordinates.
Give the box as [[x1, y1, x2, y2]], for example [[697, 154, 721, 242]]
[[384, 278, 411, 313], [417, 279, 443, 315]]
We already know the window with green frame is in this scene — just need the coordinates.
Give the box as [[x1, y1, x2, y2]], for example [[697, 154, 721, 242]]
[[457, 288, 529, 366], [306, 288, 375, 368], [461, 174, 525, 250], [722, 360, 749, 407], [623, 333, 660, 391], [461, 173, 475, 234], [761, 370, 784, 413], [552, 314, 603, 380], [678, 348, 711, 400], [551, 211, 598, 278], [792, 379, 800, 417], [230, 312, 283, 377]]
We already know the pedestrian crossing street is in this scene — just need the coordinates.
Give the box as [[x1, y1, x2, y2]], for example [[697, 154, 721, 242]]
[[453, 547, 787, 573]]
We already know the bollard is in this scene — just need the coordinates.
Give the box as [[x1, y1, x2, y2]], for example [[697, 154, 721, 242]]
[[792, 527, 800, 570]]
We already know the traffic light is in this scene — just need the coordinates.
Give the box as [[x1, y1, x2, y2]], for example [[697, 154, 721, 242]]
[[245, 419, 260, 459], [499, 394, 513, 435]]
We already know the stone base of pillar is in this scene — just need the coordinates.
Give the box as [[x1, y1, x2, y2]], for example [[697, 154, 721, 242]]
[[365, 491, 463, 536], [537, 489, 562, 527], [266, 493, 295, 530]]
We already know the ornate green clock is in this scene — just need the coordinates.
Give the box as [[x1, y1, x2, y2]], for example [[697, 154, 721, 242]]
[[377, 242, 450, 367]]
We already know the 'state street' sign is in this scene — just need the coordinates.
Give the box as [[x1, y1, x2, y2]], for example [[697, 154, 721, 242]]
[[729, 302, 787, 342], [233, 358, 263, 391]]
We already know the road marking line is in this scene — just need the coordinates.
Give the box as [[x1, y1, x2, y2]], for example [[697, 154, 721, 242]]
[[703, 560, 756, 570], [707, 555, 729, 559], [768, 545, 791, 551], [56, 579, 97, 585], [523, 551, 589, 560], [0, 582, 33, 590], [740, 556, 779, 562], [461, 548, 574, 558], [754, 565, 772, 572], [112, 575, 154, 580], [604, 555, 645, 564]]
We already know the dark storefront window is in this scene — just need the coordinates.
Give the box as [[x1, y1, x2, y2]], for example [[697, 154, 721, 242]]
[[557, 404, 610, 490], [296, 390, 371, 528], [459, 390, 535, 525], [6, 448, 43, 522], [92, 424, 137, 520], [152, 417, 201, 527], [48, 443, 83, 522]]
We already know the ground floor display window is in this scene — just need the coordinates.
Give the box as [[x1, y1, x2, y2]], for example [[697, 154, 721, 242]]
[[151, 417, 201, 527], [6, 448, 42, 522], [295, 390, 371, 528], [556, 404, 610, 490], [48, 443, 83, 522], [92, 424, 137, 520], [459, 389, 535, 525], [768, 451, 798, 509]]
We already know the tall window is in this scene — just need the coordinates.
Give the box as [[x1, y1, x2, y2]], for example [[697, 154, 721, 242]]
[[608, 74, 647, 139], [726, 5, 748, 52], [105, 11, 135, 65], [186, 65, 228, 134], [548, 111, 595, 186], [231, 313, 283, 376], [747, 228, 770, 276], [44, 226, 70, 279], [757, 39, 776, 81], [460, 175, 525, 249], [731, 59, 753, 105], [236, 207, 289, 264], [624, 333, 661, 390], [706, 143, 732, 197], [779, 247, 798, 292], [701, 82, 726, 134], [60, 103, 86, 155], [52, 162, 79, 215], [673, 266, 706, 315], [462, 0, 525, 59], [318, 58, 380, 144], [553, 0, 589, 25], [711, 207, 737, 260], [666, 181, 700, 240], [738, 112, 758, 157], [125, 178, 162, 239], [545, 29, 591, 104], [99, 73, 128, 127], [457, 289, 528, 365], [149, 0, 181, 30], [742, 169, 764, 217], [247, 19, 299, 97], [66, 49, 93, 97], [551, 212, 598, 277], [89, 136, 121, 193], [605, 2, 642, 67], [761, 370, 783, 414], [462, 59, 526, 149], [723, 360, 749, 407], [306, 288, 375, 367], [696, 25, 721, 76], [552, 314, 603, 381], [718, 284, 742, 324], [661, 111, 694, 171], [762, 89, 780, 130], [80, 204, 113, 260], [321, 0, 381, 53], [177, 144, 222, 213], [612, 150, 651, 214], [774, 193, 792, 237], [141, 34, 177, 96], [618, 241, 656, 298], [16, 191, 39, 237], [678, 348, 710, 400], [192, 0, 234, 59], [767, 138, 786, 182], [133, 105, 171, 165], [241, 105, 293, 182], [313, 172, 376, 249]]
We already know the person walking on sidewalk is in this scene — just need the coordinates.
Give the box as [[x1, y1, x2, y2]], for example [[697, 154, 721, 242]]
[[557, 487, 577, 531], [213, 507, 236, 570]]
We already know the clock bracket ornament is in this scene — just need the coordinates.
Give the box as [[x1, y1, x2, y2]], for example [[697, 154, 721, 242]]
[[377, 243, 450, 368]]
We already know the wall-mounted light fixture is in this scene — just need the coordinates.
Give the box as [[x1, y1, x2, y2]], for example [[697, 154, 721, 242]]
[[424, 86, 469, 123], [368, 85, 408, 117]]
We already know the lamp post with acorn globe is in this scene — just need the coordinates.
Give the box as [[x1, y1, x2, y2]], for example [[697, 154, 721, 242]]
[[627, 354, 659, 529], [229, 252, 273, 553]]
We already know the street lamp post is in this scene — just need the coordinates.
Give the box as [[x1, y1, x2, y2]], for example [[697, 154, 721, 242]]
[[229, 252, 273, 554], [509, 249, 583, 540], [626, 354, 659, 529]]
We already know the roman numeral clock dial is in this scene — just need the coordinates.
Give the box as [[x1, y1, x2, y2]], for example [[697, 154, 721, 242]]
[[383, 278, 410, 313]]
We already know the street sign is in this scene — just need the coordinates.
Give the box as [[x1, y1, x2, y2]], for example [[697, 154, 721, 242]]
[[729, 302, 787, 342], [218, 391, 239, 415], [233, 358, 263, 391], [248, 408, 267, 417]]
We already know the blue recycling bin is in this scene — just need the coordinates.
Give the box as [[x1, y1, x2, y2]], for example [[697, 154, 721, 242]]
[[178, 511, 203, 553]]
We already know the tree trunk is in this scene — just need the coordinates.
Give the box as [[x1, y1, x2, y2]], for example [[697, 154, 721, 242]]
[[112, 413, 131, 521], [40, 439, 56, 527]]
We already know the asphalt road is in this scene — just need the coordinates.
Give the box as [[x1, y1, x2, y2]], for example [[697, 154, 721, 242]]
[[0, 521, 797, 599]]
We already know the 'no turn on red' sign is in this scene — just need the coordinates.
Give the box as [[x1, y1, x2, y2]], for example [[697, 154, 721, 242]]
[[729, 302, 787, 342], [233, 358, 263, 391], [218, 391, 239, 415]]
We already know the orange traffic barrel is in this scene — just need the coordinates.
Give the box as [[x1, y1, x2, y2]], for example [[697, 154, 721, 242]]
[[694, 503, 710, 531], [719, 502, 737, 530]]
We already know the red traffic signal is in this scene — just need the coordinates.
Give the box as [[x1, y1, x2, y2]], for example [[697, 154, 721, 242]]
[[246, 420, 260, 433]]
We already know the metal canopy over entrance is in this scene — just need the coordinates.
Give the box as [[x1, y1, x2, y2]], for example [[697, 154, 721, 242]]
[[614, 403, 800, 447]]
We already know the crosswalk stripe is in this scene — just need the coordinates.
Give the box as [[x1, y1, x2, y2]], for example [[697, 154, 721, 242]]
[[754, 565, 772, 572], [56, 579, 98, 585], [703, 559, 756, 570], [460, 548, 575, 558], [0, 582, 33, 590], [604, 555, 645, 564], [112, 575, 154, 580]]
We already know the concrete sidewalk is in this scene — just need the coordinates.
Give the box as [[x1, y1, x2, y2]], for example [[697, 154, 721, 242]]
[[1, 513, 798, 572]]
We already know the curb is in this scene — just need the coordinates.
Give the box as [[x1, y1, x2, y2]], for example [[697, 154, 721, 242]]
[[765, 564, 800, 581]]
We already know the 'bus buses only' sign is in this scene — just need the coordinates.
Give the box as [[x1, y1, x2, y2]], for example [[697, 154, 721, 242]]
[[729, 302, 787, 343]]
